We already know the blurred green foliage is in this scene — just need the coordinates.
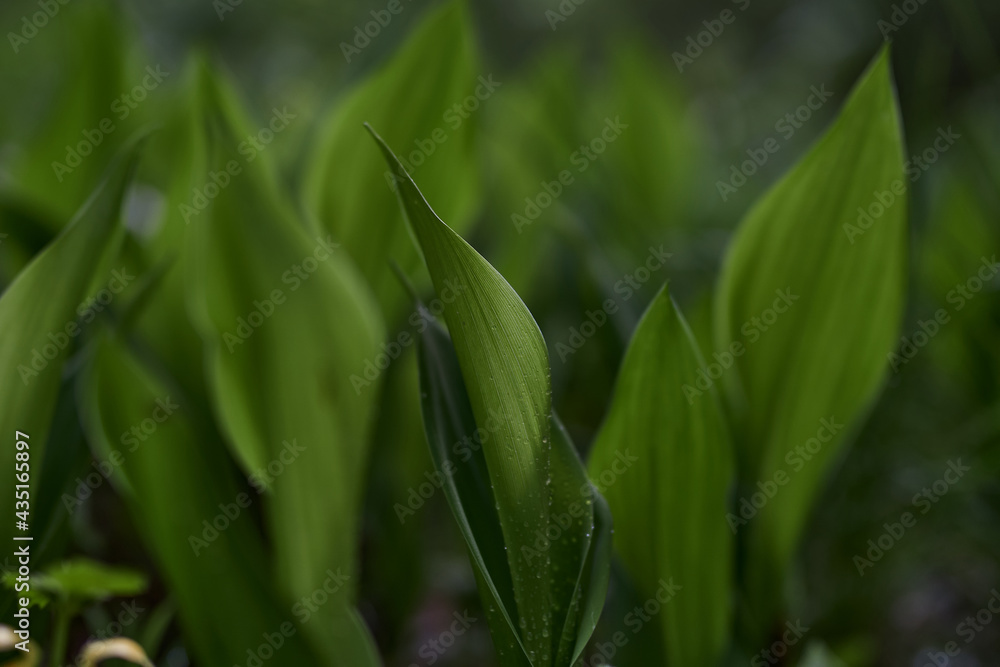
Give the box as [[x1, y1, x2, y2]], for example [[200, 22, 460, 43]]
[[0, 0, 997, 666]]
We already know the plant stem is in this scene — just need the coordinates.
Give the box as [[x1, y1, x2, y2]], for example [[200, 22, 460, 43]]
[[50, 604, 71, 667]]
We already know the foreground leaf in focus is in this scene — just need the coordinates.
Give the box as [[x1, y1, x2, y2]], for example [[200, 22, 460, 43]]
[[185, 65, 383, 666], [416, 310, 532, 667], [588, 284, 733, 665], [304, 0, 480, 317], [0, 139, 140, 550], [371, 126, 611, 667], [713, 48, 907, 632]]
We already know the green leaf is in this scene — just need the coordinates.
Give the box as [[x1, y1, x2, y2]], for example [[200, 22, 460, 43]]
[[304, 0, 480, 318], [588, 284, 733, 666], [184, 64, 383, 666], [78, 328, 326, 666], [0, 197, 57, 288], [120, 58, 216, 409], [712, 48, 907, 630], [32, 559, 146, 602], [370, 126, 611, 667], [918, 174, 999, 389], [363, 349, 434, 636], [477, 48, 584, 298], [6, 2, 139, 229], [416, 311, 531, 667], [0, 138, 141, 549], [590, 39, 705, 241]]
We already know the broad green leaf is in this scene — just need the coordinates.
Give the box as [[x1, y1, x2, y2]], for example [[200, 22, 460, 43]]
[[416, 310, 531, 667], [478, 48, 585, 298], [122, 58, 215, 410], [72, 60, 218, 506], [0, 139, 140, 550], [588, 284, 733, 666], [713, 49, 906, 630], [363, 349, 433, 637], [184, 64, 383, 666], [6, 3, 139, 229], [590, 40, 705, 243], [78, 328, 325, 666], [32, 559, 146, 602], [304, 0, 480, 318], [370, 127, 611, 667], [0, 198, 57, 288]]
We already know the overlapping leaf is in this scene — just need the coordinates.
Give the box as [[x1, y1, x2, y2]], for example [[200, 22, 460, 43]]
[[184, 64, 383, 665], [371, 127, 610, 666], [6, 2, 139, 229], [590, 40, 705, 242], [0, 139, 140, 551], [478, 48, 585, 298], [588, 284, 733, 666], [713, 49, 907, 630], [304, 0, 480, 318], [78, 328, 325, 666]]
